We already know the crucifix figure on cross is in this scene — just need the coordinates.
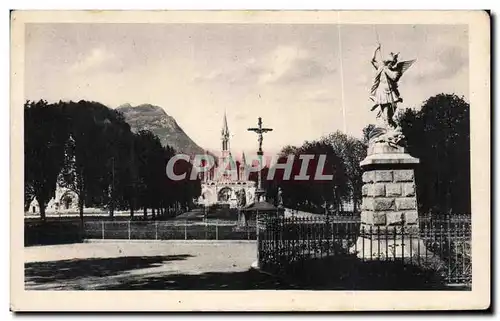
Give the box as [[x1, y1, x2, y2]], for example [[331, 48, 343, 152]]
[[247, 117, 273, 202], [247, 117, 273, 154]]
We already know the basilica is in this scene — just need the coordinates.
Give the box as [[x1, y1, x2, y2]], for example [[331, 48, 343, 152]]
[[197, 113, 256, 208]]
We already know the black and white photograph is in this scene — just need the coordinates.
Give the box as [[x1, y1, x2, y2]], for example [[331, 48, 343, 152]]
[[10, 10, 490, 311]]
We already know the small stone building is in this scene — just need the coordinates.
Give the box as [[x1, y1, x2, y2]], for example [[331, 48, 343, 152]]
[[28, 186, 79, 214]]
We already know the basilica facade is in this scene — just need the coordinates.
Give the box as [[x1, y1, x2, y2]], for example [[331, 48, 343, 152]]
[[197, 113, 256, 208]]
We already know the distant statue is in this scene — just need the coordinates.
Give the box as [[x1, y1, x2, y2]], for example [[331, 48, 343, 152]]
[[247, 190, 254, 205], [237, 189, 247, 208], [276, 187, 284, 208], [368, 44, 415, 147]]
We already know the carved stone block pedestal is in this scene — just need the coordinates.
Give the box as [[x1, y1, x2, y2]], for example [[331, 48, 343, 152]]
[[353, 143, 427, 260]]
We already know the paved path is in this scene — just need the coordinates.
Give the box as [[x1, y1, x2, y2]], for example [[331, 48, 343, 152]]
[[24, 241, 294, 290]]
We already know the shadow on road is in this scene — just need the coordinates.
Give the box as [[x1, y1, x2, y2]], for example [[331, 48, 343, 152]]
[[100, 268, 298, 290], [25, 253, 468, 290], [25, 254, 192, 285], [25, 254, 296, 290]]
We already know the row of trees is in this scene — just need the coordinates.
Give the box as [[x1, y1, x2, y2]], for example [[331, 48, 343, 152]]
[[25, 100, 201, 221], [265, 93, 471, 215]]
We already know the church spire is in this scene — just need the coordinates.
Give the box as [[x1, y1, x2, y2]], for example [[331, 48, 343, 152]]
[[239, 151, 247, 181], [221, 111, 230, 154], [222, 111, 229, 136]]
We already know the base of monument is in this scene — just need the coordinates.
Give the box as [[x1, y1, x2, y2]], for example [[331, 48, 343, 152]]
[[251, 260, 259, 269], [361, 153, 420, 166], [368, 142, 406, 155], [351, 236, 427, 260]]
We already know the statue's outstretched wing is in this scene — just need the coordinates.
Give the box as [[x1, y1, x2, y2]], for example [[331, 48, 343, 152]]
[[394, 59, 416, 81]]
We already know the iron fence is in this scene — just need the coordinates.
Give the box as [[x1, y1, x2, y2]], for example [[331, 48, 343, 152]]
[[82, 220, 257, 241], [257, 214, 471, 287], [25, 220, 258, 245], [419, 214, 471, 285]]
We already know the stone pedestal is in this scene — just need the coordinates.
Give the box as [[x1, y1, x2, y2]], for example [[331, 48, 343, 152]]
[[354, 143, 426, 260], [238, 209, 247, 226]]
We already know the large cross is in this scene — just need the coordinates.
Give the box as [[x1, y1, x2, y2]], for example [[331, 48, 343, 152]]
[[247, 117, 273, 201], [247, 117, 273, 155]]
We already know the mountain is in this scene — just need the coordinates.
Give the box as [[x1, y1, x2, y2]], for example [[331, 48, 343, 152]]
[[116, 103, 205, 156]]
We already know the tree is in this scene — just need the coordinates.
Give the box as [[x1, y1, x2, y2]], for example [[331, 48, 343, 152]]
[[271, 140, 348, 214], [100, 110, 135, 217], [56, 100, 136, 220], [322, 132, 367, 211], [160, 145, 177, 215], [134, 130, 164, 218], [168, 153, 201, 213], [24, 182, 34, 212], [132, 130, 202, 219], [24, 100, 69, 221], [399, 94, 470, 214], [123, 136, 139, 218]]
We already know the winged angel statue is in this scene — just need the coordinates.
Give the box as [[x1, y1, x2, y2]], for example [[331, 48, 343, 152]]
[[368, 44, 415, 147]]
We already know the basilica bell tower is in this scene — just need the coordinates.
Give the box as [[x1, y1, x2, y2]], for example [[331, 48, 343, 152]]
[[221, 111, 231, 159]]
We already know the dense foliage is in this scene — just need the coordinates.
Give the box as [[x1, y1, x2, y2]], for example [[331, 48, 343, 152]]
[[269, 93, 470, 216], [398, 94, 470, 214], [24, 100, 201, 221], [266, 132, 366, 214]]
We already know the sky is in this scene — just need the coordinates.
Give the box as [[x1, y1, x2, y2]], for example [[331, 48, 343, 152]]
[[25, 23, 469, 156]]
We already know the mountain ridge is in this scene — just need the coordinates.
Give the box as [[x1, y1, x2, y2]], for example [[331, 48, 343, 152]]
[[116, 103, 206, 157]]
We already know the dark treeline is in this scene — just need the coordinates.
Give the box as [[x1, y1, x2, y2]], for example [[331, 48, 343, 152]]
[[24, 100, 201, 221], [264, 93, 470, 216], [398, 93, 471, 214]]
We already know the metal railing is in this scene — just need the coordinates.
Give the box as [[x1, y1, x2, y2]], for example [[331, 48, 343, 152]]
[[82, 220, 256, 241], [257, 214, 471, 286]]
